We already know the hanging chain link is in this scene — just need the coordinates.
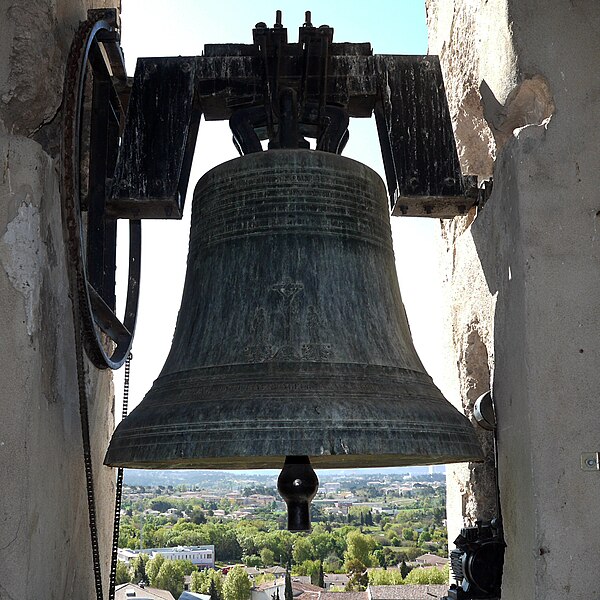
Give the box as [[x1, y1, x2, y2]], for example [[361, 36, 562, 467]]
[[63, 11, 133, 600], [108, 354, 132, 600]]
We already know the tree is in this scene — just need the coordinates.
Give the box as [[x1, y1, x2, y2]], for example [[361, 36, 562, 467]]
[[242, 554, 262, 567], [368, 569, 403, 585], [146, 554, 165, 585], [191, 568, 224, 595], [191, 508, 207, 524], [323, 554, 342, 573], [129, 553, 150, 584], [261, 547, 276, 566], [344, 531, 376, 570], [284, 570, 293, 600], [292, 536, 313, 564], [115, 560, 131, 585], [418, 531, 432, 544], [317, 561, 325, 588], [223, 566, 252, 600], [344, 559, 368, 592], [118, 521, 140, 549], [400, 560, 411, 579], [151, 498, 174, 512], [403, 565, 448, 585], [209, 576, 223, 600], [294, 559, 320, 581], [154, 560, 187, 598], [402, 528, 415, 541]]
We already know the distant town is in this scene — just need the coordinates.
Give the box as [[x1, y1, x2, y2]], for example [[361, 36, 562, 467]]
[[115, 468, 451, 599]]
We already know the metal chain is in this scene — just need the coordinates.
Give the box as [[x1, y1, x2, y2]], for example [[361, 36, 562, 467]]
[[62, 11, 118, 600], [75, 335, 105, 600], [108, 353, 132, 599]]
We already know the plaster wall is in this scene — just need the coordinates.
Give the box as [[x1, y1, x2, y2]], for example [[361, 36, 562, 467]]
[[427, 1, 600, 597], [0, 2, 118, 598]]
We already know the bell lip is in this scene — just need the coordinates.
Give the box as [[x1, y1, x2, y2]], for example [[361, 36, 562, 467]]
[[104, 362, 484, 471], [104, 450, 484, 470]]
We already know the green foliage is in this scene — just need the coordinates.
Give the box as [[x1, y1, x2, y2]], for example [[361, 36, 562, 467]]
[[317, 560, 324, 588], [191, 508, 207, 524], [367, 568, 404, 585], [210, 577, 223, 600], [129, 553, 150, 584], [399, 560, 411, 579], [146, 554, 165, 585], [118, 522, 140, 548], [344, 559, 368, 592], [292, 536, 313, 564], [348, 508, 374, 527], [242, 554, 262, 567], [154, 560, 187, 598], [293, 559, 320, 580], [399, 546, 424, 562], [223, 566, 252, 600], [418, 531, 432, 544], [191, 568, 224, 595], [260, 547, 275, 566], [403, 565, 449, 585], [344, 531, 376, 569], [115, 560, 131, 585], [284, 570, 293, 600], [151, 498, 175, 512], [120, 475, 450, 574], [323, 554, 343, 573], [373, 547, 404, 568], [253, 573, 275, 587]]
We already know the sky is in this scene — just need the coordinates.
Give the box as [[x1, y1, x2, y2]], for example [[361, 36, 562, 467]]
[[113, 1, 448, 471]]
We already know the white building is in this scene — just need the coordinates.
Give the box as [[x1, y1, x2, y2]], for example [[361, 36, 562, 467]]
[[118, 545, 215, 570], [251, 581, 285, 600]]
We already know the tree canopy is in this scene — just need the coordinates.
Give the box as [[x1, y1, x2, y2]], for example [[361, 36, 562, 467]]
[[223, 566, 252, 600]]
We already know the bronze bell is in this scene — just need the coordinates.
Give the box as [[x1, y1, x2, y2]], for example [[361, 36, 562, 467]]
[[105, 149, 481, 478]]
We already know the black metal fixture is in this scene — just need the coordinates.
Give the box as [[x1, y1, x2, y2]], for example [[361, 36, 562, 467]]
[[64, 10, 486, 535], [443, 391, 506, 599], [277, 456, 320, 532], [445, 519, 506, 600]]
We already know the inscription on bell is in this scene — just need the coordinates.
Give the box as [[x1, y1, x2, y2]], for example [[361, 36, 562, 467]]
[[245, 279, 333, 362]]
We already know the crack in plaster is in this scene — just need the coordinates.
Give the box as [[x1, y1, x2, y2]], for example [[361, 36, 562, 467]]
[[0, 513, 23, 552]]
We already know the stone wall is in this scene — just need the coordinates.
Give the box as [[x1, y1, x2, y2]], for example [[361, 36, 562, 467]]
[[0, 2, 118, 598], [428, 1, 600, 597]]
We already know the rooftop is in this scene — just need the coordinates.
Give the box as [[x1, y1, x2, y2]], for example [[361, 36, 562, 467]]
[[115, 583, 175, 600], [368, 585, 448, 599]]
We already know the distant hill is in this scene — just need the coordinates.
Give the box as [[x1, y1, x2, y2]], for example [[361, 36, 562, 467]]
[[123, 466, 445, 487]]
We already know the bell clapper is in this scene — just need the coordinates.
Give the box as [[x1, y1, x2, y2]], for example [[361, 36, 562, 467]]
[[277, 455, 319, 532]]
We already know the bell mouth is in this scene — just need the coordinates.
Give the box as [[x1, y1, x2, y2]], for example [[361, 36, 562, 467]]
[[104, 362, 483, 470]]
